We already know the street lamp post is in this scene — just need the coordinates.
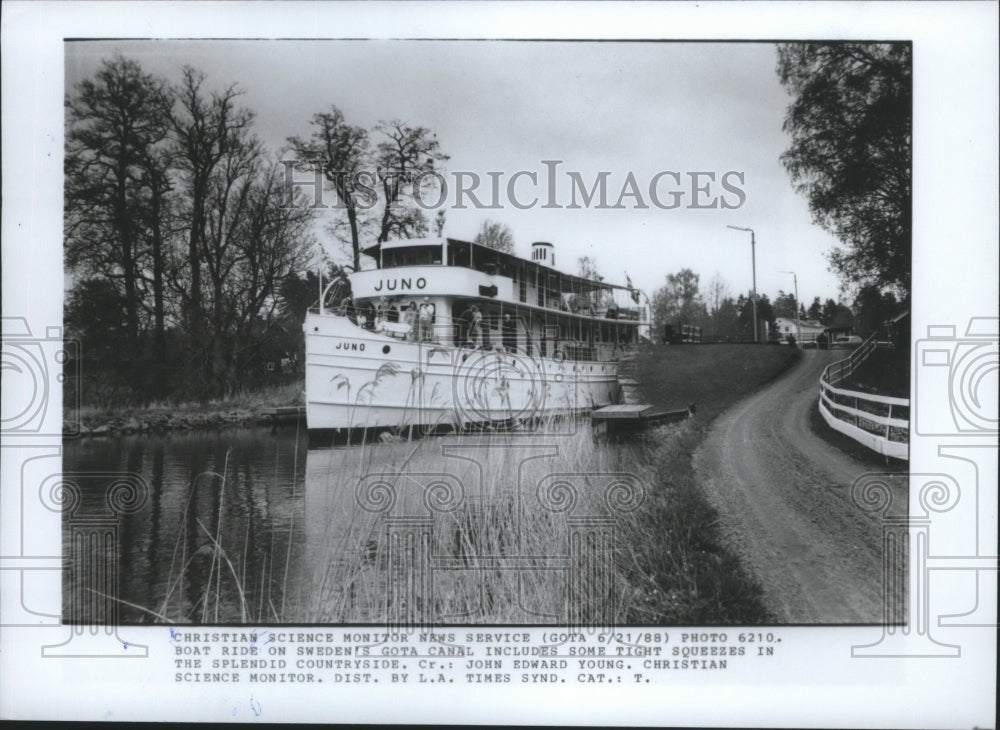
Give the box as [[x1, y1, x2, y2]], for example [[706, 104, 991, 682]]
[[727, 225, 758, 342], [779, 270, 799, 345]]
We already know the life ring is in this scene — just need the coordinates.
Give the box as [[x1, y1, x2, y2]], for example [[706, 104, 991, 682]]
[[552, 349, 566, 363]]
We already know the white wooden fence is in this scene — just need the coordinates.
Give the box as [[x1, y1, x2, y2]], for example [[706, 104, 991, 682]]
[[818, 332, 909, 460]]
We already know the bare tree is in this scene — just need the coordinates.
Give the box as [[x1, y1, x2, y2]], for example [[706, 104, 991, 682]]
[[288, 112, 450, 271], [373, 120, 449, 243], [65, 54, 173, 365], [473, 218, 515, 254], [287, 106, 369, 272], [136, 145, 175, 393], [577, 256, 600, 281], [171, 66, 256, 367], [222, 165, 317, 386]]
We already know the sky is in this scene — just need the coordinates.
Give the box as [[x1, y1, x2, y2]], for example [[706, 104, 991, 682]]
[[67, 39, 859, 306]]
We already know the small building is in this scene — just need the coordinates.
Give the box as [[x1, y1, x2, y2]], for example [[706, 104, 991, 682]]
[[775, 317, 826, 344]]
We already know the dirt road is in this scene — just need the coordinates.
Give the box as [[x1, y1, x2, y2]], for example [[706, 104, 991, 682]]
[[693, 348, 907, 623]]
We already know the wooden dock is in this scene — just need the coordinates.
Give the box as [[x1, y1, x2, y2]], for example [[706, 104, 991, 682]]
[[590, 403, 694, 436]]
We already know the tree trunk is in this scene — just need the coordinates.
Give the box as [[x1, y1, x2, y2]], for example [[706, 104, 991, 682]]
[[115, 161, 141, 373], [149, 175, 168, 397]]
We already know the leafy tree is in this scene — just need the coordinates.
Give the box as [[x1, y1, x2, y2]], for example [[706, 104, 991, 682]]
[[710, 296, 742, 339], [64, 277, 131, 365], [806, 297, 823, 321], [777, 43, 911, 297], [772, 290, 798, 320], [474, 218, 515, 254], [738, 292, 775, 340], [853, 284, 901, 337], [820, 297, 854, 328], [279, 262, 350, 323], [651, 268, 708, 334]]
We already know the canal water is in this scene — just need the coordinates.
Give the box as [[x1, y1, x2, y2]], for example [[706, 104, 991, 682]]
[[62, 422, 653, 625]]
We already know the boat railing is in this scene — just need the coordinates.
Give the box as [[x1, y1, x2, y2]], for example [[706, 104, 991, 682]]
[[312, 307, 632, 363], [310, 298, 643, 321]]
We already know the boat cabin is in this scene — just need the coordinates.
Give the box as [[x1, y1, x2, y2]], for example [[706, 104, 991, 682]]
[[341, 237, 647, 361]]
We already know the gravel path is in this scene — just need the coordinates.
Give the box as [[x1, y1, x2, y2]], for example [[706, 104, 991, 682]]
[[693, 348, 907, 623]]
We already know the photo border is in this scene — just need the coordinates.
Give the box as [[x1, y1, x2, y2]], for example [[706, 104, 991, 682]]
[[2, 2, 996, 726]]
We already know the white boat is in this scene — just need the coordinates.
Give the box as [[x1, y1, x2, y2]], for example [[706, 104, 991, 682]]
[[303, 238, 649, 433]]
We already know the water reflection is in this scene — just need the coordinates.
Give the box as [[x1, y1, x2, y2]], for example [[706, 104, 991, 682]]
[[64, 424, 650, 625], [64, 427, 308, 624]]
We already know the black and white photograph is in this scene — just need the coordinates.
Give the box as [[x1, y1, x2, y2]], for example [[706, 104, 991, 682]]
[[1, 2, 996, 726]]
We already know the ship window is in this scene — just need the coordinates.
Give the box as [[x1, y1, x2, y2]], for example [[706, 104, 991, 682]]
[[383, 246, 438, 268]]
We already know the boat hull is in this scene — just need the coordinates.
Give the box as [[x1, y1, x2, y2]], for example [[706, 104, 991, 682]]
[[303, 312, 621, 431]]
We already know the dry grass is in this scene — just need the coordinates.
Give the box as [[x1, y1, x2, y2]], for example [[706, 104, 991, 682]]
[[132, 344, 802, 626], [289, 424, 663, 625]]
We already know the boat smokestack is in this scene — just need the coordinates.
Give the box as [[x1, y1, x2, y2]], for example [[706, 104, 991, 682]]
[[531, 241, 555, 268]]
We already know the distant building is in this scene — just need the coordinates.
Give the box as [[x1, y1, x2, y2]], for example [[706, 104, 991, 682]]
[[775, 316, 826, 343]]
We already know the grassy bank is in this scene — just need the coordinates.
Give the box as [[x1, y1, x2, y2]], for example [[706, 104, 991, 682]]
[[631, 343, 802, 420], [69, 380, 304, 435], [621, 343, 803, 624]]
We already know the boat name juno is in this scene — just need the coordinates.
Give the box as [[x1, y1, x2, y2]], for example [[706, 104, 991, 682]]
[[373, 277, 427, 292]]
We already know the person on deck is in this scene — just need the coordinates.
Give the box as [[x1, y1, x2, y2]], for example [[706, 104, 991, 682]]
[[360, 300, 377, 330], [404, 301, 418, 341], [458, 306, 474, 347], [468, 305, 483, 348], [502, 313, 517, 353], [341, 296, 357, 325], [418, 297, 434, 342]]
